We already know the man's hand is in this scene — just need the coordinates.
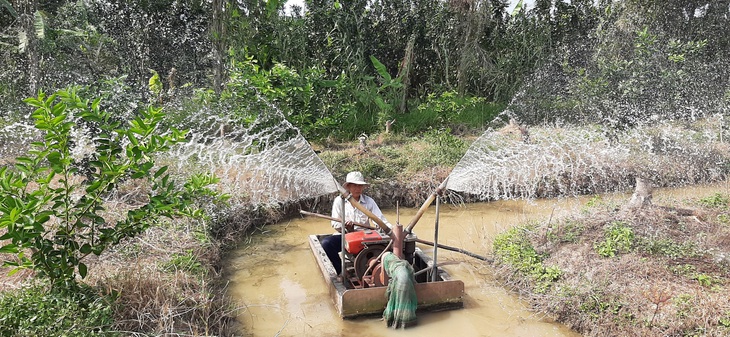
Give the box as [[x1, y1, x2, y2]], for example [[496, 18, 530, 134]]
[[345, 221, 356, 232]]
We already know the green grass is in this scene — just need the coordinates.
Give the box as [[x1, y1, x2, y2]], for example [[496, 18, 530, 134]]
[[595, 221, 635, 258], [318, 128, 471, 182], [493, 225, 563, 293], [161, 250, 206, 276], [451, 100, 505, 128], [698, 193, 729, 208], [395, 94, 504, 136]]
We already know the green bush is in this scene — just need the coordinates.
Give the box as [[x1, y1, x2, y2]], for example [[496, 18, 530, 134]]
[[577, 293, 624, 319], [161, 250, 205, 276], [638, 238, 700, 259], [547, 219, 586, 244], [449, 99, 504, 129], [0, 88, 228, 290], [0, 282, 116, 336], [422, 128, 468, 167], [669, 265, 718, 287], [224, 57, 367, 141], [397, 91, 497, 134]]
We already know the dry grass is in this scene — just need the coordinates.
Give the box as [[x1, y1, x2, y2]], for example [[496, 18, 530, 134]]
[[78, 223, 236, 336]]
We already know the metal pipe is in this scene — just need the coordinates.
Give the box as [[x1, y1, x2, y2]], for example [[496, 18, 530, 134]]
[[415, 238, 492, 262], [394, 201, 403, 259], [299, 210, 492, 262], [414, 261, 461, 277], [393, 223, 404, 259], [340, 193, 346, 279], [432, 194, 440, 282]]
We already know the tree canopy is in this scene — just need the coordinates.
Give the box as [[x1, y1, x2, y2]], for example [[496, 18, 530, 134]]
[[1, 0, 728, 138]]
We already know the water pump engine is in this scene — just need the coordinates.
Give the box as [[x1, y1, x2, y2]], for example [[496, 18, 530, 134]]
[[342, 229, 417, 288]]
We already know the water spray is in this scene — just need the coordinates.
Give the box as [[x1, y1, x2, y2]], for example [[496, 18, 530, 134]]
[[405, 177, 449, 234]]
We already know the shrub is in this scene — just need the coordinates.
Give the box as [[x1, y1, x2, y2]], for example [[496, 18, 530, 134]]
[[422, 128, 468, 167], [0, 282, 116, 336], [547, 219, 585, 244], [638, 238, 700, 259], [0, 88, 228, 290], [161, 250, 205, 276], [399, 91, 499, 135]]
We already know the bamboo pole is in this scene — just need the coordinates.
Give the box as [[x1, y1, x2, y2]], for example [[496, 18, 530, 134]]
[[299, 210, 378, 230], [340, 191, 346, 278]]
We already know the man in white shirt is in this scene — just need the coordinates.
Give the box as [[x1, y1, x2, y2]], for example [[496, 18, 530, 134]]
[[321, 171, 392, 275]]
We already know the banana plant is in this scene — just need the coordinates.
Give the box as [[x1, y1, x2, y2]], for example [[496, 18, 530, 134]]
[[368, 55, 403, 127]]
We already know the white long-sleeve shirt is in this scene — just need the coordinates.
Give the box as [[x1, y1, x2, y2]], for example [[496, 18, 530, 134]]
[[331, 194, 392, 232]]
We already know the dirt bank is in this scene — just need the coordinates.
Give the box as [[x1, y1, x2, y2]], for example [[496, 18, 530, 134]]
[[492, 187, 730, 336]]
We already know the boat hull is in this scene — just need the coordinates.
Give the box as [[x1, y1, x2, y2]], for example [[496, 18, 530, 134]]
[[309, 234, 465, 318]]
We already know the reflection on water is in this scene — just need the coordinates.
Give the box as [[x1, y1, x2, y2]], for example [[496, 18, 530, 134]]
[[225, 183, 728, 336]]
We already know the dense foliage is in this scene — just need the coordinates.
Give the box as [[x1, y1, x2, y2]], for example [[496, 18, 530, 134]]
[[0, 281, 116, 336], [3, 1, 728, 141], [511, 0, 730, 127]]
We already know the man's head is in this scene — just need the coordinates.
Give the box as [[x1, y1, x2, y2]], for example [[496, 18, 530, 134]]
[[343, 171, 368, 198]]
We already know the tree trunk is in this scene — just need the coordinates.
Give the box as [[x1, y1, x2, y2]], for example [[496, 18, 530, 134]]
[[626, 177, 653, 210], [19, 0, 39, 95], [211, 0, 226, 94], [455, 1, 475, 96], [399, 33, 416, 114]]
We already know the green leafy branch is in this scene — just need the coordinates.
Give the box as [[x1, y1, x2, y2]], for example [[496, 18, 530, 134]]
[[0, 88, 228, 290]]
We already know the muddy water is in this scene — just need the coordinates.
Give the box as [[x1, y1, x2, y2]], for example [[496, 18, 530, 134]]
[[226, 183, 729, 336]]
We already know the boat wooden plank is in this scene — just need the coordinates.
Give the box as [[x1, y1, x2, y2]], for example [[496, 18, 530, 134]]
[[341, 280, 464, 318]]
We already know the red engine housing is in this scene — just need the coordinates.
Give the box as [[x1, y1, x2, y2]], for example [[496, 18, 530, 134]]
[[344, 230, 385, 254]]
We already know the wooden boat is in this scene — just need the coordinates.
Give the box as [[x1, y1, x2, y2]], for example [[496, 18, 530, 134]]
[[308, 233, 465, 318]]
